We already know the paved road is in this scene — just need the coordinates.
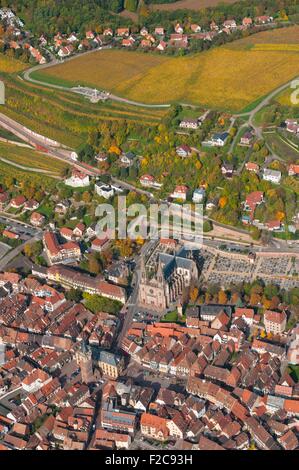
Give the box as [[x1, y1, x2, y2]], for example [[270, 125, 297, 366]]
[[0, 233, 42, 271]]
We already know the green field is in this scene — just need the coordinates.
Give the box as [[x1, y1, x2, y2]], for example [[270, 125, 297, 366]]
[[263, 130, 299, 162]]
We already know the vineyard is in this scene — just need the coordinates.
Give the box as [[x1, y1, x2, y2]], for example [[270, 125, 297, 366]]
[[36, 42, 299, 111]]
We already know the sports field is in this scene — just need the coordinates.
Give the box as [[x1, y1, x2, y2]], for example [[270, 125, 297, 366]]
[[35, 37, 299, 111]]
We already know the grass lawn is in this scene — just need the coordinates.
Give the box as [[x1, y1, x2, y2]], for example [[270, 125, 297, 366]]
[[37, 204, 54, 218], [161, 310, 186, 323], [288, 364, 299, 382], [36, 31, 299, 111], [263, 130, 299, 162]]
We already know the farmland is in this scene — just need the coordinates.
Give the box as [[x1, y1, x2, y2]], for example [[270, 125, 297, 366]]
[[0, 141, 70, 176], [0, 72, 167, 149], [276, 86, 299, 107], [32, 50, 168, 94], [229, 25, 299, 49], [0, 158, 58, 190], [35, 42, 299, 112], [151, 0, 237, 11]]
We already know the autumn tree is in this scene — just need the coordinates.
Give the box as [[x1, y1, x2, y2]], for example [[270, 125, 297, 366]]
[[190, 287, 199, 304], [218, 290, 228, 304]]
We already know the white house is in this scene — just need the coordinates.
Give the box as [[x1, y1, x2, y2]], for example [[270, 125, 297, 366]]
[[58, 45, 74, 58], [179, 119, 199, 130], [65, 170, 90, 188], [211, 132, 229, 147], [120, 152, 136, 166], [176, 145, 192, 158], [223, 19, 237, 29], [192, 188, 205, 203], [263, 168, 282, 184], [174, 23, 184, 34], [95, 183, 115, 199], [170, 185, 188, 201], [139, 175, 162, 189]]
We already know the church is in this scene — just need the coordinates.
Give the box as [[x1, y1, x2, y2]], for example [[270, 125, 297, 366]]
[[138, 248, 199, 313]]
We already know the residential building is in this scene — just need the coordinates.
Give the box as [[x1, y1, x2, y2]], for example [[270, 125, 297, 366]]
[[264, 310, 287, 335], [263, 168, 282, 184], [140, 413, 169, 441], [0, 192, 9, 210], [65, 170, 90, 188], [95, 183, 114, 199], [91, 237, 110, 252], [43, 231, 81, 264], [117, 28, 129, 37], [241, 131, 254, 145], [120, 152, 136, 166], [179, 119, 199, 130], [288, 164, 299, 176], [10, 195, 26, 209], [211, 132, 229, 147], [221, 162, 234, 177], [170, 185, 188, 201], [245, 162, 259, 173], [30, 212, 45, 227], [47, 265, 126, 303], [191, 24, 201, 33], [155, 27, 165, 36], [176, 145, 192, 158], [192, 188, 205, 203]]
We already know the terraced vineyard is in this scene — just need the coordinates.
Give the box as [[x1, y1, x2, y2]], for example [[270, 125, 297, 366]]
[[0, 74, 167, 148], [0, 53, 27, 73], [0, 141, 70, 176]]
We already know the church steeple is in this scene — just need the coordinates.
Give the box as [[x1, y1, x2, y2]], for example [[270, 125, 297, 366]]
[[157, 256, 164, 284]]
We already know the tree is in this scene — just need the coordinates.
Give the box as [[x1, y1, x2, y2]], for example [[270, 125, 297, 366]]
[[66, 289, 83, 302], [124, 0, 138, 12], [83, 293, 122, 315], [23, 241, 43, 259], [190, 287, 199, 304], [218, 290, 228, 304], [219, 196, 228, 209], [88, 255, 102, 274], [203, 220, 213, 232], [250, 293, 261, 306]]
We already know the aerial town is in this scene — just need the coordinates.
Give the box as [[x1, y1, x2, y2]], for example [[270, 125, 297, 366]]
[[0, 0, 298, 456]]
